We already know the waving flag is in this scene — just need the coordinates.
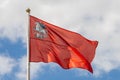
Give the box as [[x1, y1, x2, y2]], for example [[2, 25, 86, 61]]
[[29, 15, 98, 73]]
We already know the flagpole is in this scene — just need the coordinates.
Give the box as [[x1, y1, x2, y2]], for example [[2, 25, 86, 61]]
[[26, 8, 31, 80]]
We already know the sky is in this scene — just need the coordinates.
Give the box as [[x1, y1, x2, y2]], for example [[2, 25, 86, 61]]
[[0, 0, 120, 80]]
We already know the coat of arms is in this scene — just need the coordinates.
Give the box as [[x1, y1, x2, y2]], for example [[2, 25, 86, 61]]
[[34, 22, 48, 39]]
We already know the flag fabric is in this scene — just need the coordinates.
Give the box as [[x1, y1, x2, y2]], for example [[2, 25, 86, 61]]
[[29, 15, 98, 73]]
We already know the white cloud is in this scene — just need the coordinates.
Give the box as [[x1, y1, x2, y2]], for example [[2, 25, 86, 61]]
[[0, 0, 9, 8], [15, 56, 26, 80], [91, 12, 120, 76], [0, 0, 120, 77], [30, 63, 46, 79], [15, 55, 47, 80], [0, 0, 28, 43], [0, 54, 16, 76], [0, 54, 46, 80]]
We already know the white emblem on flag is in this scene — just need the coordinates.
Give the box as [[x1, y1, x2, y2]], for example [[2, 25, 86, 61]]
[[34, 22, 48, 39]]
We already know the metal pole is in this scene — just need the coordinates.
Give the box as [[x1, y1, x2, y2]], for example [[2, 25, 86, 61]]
[[26, 8, 31, 80]]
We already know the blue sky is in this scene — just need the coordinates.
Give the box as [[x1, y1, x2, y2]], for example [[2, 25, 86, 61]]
[[0, 0, 120, 80]]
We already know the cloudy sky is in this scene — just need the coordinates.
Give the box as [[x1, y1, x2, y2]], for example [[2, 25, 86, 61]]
[[0, 0, 120, 80]]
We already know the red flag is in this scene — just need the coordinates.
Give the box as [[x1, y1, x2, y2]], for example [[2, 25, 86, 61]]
[[29, 15, 98, 73]]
